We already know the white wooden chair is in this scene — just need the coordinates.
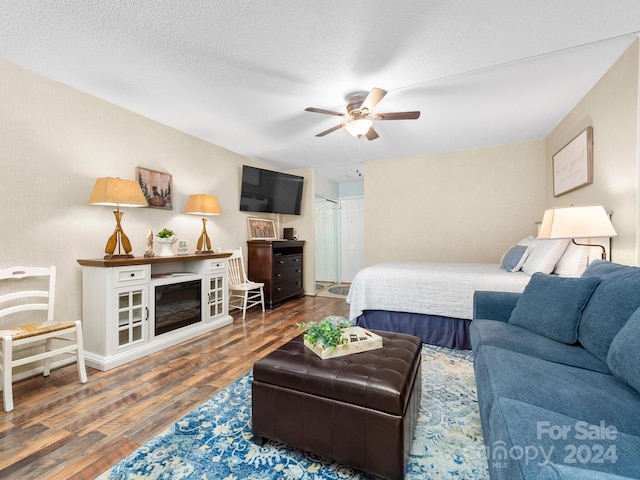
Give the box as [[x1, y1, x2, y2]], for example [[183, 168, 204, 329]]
[[0, 266, 87, 412], [227, 248, 265, 320]]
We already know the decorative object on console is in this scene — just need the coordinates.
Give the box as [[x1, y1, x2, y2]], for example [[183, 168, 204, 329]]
[[538, 204, 617, 260], [184, 194, 221, 254], [247, 217, 277, 240], [177, 241, 189, 255], [144, 230, 154, 258], [156, 228, 177, 257], [88, 177, 147, 259], [136, 166, 173, 209], [552, 126, 593, 196]]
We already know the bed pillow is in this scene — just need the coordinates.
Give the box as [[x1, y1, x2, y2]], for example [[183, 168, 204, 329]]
[[552, 242, 590, 277], [509, 272, 601, 343], [517, 236, 538, 248], [500, 245, 529, 272], [521, 238, 570, 275]]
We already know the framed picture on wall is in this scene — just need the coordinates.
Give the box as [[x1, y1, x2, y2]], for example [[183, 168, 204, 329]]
[[552, 127, 594, 197], [247, 217, 277, 240], [136, 167, 173, 209]]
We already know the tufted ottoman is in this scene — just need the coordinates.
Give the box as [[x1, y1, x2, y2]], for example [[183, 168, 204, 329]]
[[252, 330, 422, 480]]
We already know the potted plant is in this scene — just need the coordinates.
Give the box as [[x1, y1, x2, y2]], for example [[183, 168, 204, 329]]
[[156, 228, 177, 256], [298, 318, 350, 351]]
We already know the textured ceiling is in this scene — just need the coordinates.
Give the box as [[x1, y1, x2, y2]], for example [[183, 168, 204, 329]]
[[1, 1, 640, 182]]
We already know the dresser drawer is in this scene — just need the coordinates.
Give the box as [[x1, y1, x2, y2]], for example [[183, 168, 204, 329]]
[[273, 255, 302, 273], [273, 278, 303, 301]]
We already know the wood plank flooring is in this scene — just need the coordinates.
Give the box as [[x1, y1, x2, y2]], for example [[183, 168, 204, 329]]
[[0, 295, 349, 480]]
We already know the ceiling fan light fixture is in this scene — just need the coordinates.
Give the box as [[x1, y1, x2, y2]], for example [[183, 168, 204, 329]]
[[345, 118, 373, 137]]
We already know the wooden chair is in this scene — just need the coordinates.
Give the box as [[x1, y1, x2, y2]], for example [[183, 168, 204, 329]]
[[227, 248, 265, 320], [0, 266, 87, 412]]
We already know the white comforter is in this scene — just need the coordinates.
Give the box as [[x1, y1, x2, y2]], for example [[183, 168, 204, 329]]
[[347, 262, 531, 321]]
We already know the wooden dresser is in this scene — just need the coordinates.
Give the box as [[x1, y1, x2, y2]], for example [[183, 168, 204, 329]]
[[247, 240, 304, 308]]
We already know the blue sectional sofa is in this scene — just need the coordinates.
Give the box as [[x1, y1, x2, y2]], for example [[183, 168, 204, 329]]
[[470, 260, 640, 479]]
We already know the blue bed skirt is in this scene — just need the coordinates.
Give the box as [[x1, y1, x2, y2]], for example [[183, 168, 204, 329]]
[[356, 310, 472, 350]]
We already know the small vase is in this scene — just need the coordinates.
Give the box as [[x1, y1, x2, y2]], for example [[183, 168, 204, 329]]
[[156, 236, 177, 257]]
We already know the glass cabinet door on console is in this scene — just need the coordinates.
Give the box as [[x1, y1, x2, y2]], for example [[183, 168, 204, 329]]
[[117, 286, 147, 350], [204, 259, 228, 322]]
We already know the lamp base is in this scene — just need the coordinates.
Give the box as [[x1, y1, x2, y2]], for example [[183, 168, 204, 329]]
[[195, 250, 214, 255], [105, 253, 135, 259]]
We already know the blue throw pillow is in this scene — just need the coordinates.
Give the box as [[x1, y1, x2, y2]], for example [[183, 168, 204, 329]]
[[509, 273, 600, 344], [579, 260, 640, 363], [500, 245, 528, 272], [607, 306, 640, 395]]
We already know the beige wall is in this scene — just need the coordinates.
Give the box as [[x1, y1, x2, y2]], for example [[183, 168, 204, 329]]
[[364, 141, 546, 265], [545, 39, 639, 266], [0, 58, 314, 321]]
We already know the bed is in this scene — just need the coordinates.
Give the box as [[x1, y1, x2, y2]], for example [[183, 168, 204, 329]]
[[347, 237, 599, 349]]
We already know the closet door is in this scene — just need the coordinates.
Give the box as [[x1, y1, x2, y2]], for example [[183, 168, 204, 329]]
[[340, 197, 364, 283]]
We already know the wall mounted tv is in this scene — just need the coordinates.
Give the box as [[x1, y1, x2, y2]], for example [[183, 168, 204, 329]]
[[239, 165, 304, 215]]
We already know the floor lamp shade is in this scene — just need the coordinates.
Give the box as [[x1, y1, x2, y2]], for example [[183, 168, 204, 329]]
[[184, 194, 221, 254], [89, 177, 147, 259]]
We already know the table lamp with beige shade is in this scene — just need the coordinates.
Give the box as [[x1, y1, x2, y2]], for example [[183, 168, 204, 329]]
[[184, 194, 222, 254], [88, 177, 148, 259]]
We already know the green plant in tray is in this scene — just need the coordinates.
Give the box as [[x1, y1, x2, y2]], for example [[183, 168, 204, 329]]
[[298, 318, 350, 350]]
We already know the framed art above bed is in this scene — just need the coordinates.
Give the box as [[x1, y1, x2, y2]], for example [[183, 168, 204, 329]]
[[553, 126, 593, 197]]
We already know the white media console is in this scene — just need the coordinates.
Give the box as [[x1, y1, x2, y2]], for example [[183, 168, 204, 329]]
[[77, 253, 232, 371]]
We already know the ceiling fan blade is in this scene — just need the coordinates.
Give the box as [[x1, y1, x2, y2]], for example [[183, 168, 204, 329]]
[[365, 127, 379, 141], [316, 123, 346, 137], [360, 88, 387, 114], [373, 111, 421, 120], [305, 107, 346, 117]]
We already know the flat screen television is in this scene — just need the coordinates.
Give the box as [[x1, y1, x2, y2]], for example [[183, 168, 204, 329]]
[[239, 165, 304, 215]]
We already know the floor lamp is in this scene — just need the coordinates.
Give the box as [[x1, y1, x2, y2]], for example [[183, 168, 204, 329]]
[[184, 194, 222, 254], [89, 177, 148, 259], [538, 205, 617, 260]]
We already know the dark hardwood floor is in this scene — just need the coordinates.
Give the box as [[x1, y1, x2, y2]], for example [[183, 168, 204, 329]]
[[0, 295, 349, 480]]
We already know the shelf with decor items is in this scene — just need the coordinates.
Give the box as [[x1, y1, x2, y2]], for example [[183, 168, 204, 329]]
[[77, 253, 231, 371], [247, 240, 304, 308]]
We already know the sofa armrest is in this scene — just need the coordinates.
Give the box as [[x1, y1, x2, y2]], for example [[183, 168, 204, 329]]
[[473, 291, 521, 322]]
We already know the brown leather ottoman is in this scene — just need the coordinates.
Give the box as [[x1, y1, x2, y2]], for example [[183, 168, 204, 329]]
[[252, 330, 422, 480]]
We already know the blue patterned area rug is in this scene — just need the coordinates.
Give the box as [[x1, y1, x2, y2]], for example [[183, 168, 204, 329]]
[[96, 344, 488, 479]]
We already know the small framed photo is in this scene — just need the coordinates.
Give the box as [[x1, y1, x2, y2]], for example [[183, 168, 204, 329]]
[[136, 167, 173, 209], [247, 217, 277, 240], [553, 127, 593, 197]]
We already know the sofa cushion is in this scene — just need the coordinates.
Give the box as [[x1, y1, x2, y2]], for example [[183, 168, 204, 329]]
[[508, 273, 600, 344], [607, 306, 640, 395], [579, 261, 640, 363], [538, 463, 640, 480], [470, 320, 609, 374], [473, 346, 640, 438], [487, 398, 640, 480]]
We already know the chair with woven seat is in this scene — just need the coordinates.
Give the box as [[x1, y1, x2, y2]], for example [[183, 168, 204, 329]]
[[227, 248, 265, 320], [0, 266, 87, 412]]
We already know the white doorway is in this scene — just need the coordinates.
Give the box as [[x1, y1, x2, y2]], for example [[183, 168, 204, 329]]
[[315, 196, 339, 283], [340, 196, 365, 282]]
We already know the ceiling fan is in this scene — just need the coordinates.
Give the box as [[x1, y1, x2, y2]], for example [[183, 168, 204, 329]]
[[305, 87, 420, 140]]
